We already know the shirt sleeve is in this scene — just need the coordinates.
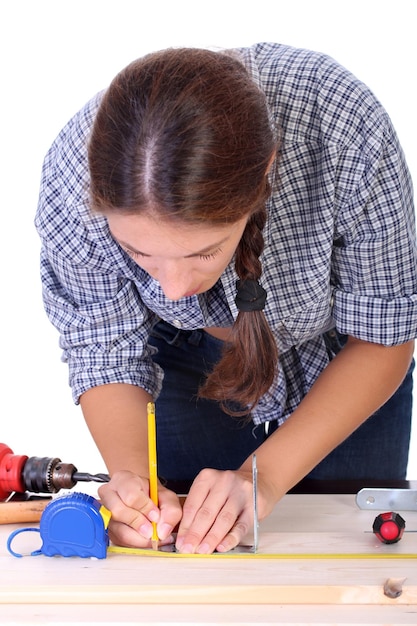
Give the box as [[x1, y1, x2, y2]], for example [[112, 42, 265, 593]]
[[35, 96, 163, 404], [39, 244, 162, 405], [331, 119, 417, 345]]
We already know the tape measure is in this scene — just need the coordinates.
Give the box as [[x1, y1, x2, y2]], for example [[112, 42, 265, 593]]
[[7, 493, 110, 559], [107, 544, 417, 559]]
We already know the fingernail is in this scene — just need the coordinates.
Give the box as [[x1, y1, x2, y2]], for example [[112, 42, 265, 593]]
[[162, 535, 175, 545], [179, 543, 194, 554], [175, 536, 184, 550], [196, 542, 210, 554], [139, 523, 152, 539], [149, 510, 159, 523], [158, 523, 173, 540]]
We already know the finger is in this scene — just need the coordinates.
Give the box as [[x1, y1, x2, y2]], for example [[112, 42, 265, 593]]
[[156, 487, 183, 540], [99, 474, 183, 544], [98, 474, 160, 539], [98, 477, 157, 523], [176, 466, 271, 554], [176, 470, 253, 554], [98, 483, 155, 539], [176, 471, 234, 553], [213, 511, 252, 553], [178, 468, 234, 530], [108, 519, 175, 549], [103, 472, 160, 517], [194, 493, 252, 554], [108, 519, 154, 548]]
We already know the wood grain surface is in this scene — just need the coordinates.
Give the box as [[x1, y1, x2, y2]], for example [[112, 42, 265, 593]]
[[1, 492, 416, 624]]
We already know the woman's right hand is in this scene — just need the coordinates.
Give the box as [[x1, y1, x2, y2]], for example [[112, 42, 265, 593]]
[[98, 470, 183, 548]]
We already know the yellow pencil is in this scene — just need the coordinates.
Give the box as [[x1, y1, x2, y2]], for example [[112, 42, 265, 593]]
[[147, 401, 159, 551]]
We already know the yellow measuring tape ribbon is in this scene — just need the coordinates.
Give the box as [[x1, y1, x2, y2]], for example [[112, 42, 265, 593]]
[[108, 545, 417, 559]]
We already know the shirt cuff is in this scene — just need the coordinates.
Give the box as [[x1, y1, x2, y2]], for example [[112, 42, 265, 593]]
[[333, 289, 417, 345]]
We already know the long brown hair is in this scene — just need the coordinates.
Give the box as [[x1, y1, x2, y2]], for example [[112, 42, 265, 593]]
[[89, 47, 278, 416]]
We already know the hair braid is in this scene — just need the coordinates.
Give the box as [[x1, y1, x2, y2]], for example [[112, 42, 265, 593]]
[[199, 207, 278, 417]]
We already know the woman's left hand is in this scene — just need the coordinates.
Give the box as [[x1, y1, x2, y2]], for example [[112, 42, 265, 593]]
[[175, 467, 274, 554]]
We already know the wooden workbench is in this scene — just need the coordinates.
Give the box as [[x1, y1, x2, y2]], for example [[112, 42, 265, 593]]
[[1, 489, 416, 624]]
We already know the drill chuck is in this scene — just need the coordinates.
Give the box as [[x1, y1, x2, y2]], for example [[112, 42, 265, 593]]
[[0, 443, 109, 500], [22, 456, 77, 493]]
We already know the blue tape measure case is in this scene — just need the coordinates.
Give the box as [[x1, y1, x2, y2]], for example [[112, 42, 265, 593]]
[[7, 492, 111, 559]]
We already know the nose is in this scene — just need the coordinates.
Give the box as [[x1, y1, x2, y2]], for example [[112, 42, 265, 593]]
[[155, 262, 195, 301]]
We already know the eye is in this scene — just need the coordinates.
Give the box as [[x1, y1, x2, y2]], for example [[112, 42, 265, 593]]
[[199, 248, 222, 261], [124, 248, 146, 260]]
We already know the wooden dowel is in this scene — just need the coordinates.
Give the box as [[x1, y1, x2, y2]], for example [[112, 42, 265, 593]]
[[0, 499, 50, 524]]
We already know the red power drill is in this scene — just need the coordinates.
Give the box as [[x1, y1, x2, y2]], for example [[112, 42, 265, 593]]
[[0, 443, 109, 501]]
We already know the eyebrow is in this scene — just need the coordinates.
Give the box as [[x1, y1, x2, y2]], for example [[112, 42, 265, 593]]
[[117, 236, 229, 258]]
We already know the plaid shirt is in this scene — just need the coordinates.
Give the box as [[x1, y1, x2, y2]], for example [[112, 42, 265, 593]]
[[35, 42, 417, 425]]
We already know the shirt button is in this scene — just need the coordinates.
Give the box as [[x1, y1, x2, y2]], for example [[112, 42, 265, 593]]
[[172, 319, 182, 328]]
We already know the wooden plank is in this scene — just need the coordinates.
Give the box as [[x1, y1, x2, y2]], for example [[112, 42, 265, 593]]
[[2, 603, 417, 625], [0, 493, 416, 614], [1, 582, 417, 605], [1, 552, 417, 605]]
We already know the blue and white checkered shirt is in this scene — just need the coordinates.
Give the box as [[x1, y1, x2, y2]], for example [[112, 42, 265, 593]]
[[35, 42, 417, 425]]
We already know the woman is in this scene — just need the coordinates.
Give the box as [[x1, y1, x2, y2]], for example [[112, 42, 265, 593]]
[[36, 44, 416, 554]]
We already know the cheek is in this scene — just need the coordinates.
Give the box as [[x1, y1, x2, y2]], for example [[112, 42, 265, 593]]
[[203, 258, 232, 282], [202, 255, 229, 273]]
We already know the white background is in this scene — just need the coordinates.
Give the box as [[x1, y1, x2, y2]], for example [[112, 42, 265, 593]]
[[1, 0, 416, 480]]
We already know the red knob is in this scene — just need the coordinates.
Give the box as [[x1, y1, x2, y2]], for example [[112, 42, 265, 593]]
[[372, 511, 406, 544]]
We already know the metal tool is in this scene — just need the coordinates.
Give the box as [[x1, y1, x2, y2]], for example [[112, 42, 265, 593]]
[[356, 488, 417, 512], [0, 443, 109, 501]]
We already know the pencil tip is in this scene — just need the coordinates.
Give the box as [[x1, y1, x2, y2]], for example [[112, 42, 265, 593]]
[[151, 539, 159, 552]]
